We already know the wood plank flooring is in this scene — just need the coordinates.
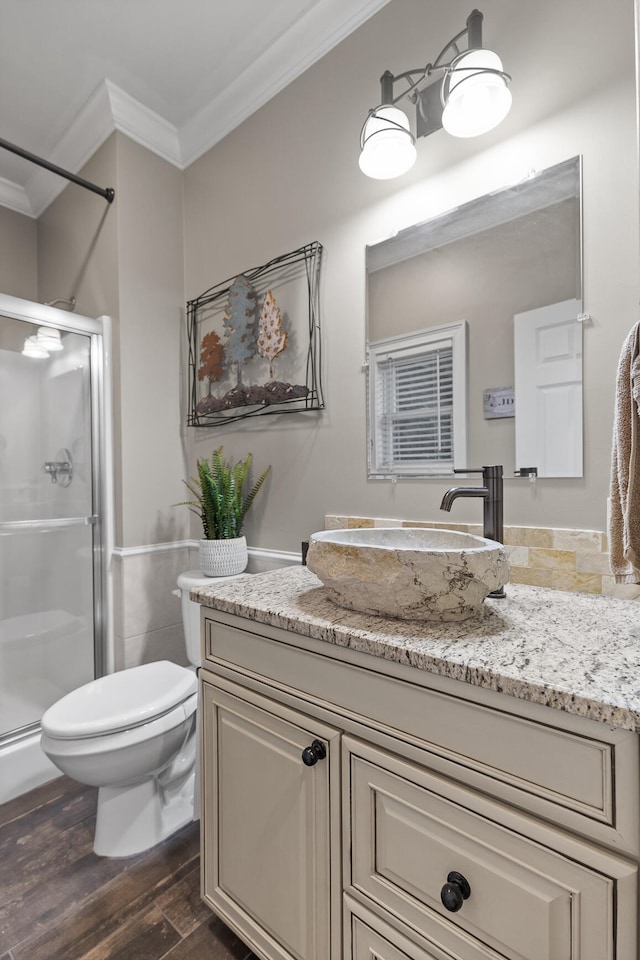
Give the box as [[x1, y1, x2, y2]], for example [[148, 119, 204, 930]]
[[0, 776, 254, 960]]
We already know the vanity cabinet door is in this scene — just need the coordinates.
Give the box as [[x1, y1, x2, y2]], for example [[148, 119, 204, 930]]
[[200, 673, 341, 960]]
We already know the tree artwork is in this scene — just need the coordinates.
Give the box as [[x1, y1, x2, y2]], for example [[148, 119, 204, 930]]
[[257, 290, 288, 380], [197, 331, 225, 395], [190, 243, 323, 421], [223, 275, 256, 386]]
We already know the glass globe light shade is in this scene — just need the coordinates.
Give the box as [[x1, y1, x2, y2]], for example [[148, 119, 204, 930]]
[[23, 336, 49, 358], [442, 49, 512, 138], [359, 105, 417, 180], [36, 327, 63, 351]]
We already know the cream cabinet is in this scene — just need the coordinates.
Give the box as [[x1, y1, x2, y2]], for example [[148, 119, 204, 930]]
[[346, 740, 635, 960], [199, 609, 639, 960], [200, 675, 342, 960]]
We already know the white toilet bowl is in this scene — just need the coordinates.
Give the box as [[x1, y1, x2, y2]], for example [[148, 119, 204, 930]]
[[40, 569, 232, 857]]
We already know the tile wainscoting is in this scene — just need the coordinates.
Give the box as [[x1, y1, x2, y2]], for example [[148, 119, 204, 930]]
[[111, 542, 301, 670], [112, 542, 194, 670], [325, 515, 640, 601]]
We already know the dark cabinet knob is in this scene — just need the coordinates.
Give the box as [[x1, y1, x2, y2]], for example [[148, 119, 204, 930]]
[[301, 739, 327, 766], [440, 871, 471, 912]]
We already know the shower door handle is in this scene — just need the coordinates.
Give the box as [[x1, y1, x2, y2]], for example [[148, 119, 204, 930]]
[[0, 515, 97, 531]]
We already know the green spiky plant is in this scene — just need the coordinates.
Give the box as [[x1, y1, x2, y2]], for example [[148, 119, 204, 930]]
[[177, 447, 271, 540]]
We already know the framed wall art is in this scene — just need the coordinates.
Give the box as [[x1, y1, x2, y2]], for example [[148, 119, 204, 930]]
[[186, 241, 324, 427]]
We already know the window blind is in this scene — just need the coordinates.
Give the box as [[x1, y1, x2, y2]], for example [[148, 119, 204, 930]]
[[377, 347, 453, 469], [368, 321, 466, 478]]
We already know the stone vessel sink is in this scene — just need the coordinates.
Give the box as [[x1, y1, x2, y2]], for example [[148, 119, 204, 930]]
[[306, 527, 509, 622]]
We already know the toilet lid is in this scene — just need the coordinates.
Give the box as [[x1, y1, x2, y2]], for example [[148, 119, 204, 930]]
[[41, 661, 197, 739]]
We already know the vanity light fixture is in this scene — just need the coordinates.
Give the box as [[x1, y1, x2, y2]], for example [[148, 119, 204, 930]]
[[359, 9, 512, 180]]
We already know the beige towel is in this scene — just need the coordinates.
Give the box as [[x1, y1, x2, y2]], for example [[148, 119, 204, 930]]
[[609, 321, 640, 582]]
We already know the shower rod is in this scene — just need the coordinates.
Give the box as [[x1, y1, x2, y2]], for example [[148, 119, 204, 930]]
[[0, 137, 115, 203]]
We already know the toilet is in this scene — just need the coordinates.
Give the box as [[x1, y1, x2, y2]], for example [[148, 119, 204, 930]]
[[40, 570, 225, 858]]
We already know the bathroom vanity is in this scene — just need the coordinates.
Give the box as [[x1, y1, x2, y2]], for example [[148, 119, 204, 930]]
[[194, 566, 640, 960]]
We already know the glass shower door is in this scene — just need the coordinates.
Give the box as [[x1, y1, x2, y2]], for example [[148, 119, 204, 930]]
[[0, 315, 96, 744]]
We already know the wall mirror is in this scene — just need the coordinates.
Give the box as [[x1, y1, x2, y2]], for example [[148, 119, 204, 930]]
[[365, 156, 583, 479]]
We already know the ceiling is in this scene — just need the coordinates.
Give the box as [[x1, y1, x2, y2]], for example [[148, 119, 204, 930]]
[[0, 0, 390, 218]]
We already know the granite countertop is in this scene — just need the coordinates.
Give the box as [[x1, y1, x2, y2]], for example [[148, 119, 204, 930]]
[[192, 565, 640, 733]]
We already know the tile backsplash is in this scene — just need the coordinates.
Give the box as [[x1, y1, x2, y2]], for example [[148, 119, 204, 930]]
[[324, 515, 640, 601]]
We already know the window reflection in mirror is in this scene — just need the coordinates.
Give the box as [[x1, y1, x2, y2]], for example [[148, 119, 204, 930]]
[[368, 322, 467, 479], [365, 156, 582, 479]]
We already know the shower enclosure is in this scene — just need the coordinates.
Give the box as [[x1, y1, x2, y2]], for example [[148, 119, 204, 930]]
[[0, 293, 112, 803]]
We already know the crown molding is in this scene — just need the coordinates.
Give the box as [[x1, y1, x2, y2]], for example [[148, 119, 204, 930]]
[[105, 81, 183, 168], [0, 176, 34, 217], [23, 80, 183, 218], [25, 82, 116, 218], [179, 0, 391, 166], [2, 0, 390, 217]]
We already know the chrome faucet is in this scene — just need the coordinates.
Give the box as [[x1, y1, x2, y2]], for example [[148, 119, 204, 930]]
[[440, 465, 505, 597]]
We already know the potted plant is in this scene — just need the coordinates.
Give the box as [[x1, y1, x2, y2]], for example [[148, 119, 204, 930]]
[[178, 447, 271, 577]]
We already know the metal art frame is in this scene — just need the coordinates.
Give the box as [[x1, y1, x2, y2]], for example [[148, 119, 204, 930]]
[[186, 241, 324, 427]]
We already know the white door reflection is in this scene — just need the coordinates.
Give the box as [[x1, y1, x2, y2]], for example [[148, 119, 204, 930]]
[[514, 299, 583, 477]]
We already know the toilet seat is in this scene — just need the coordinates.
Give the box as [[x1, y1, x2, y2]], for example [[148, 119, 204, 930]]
[[41, 692, 198, 759], [41, 661, 197, 740]]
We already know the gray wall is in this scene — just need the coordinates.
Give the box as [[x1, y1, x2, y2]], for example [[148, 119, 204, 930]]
[[36, 134, 187, 668], [114, 134, 186, 549], [0, 207, 37, 299], [37, 133, 186, 549], [183, 0, 638, 543]]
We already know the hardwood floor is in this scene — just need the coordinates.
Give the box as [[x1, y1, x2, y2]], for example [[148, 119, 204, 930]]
[[0, 776, 253, 960]]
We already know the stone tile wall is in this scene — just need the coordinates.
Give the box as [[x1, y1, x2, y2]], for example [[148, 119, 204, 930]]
[[324, 515, 640, 601]]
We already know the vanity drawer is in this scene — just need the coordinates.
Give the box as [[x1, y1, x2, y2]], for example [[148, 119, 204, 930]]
[[203, 613, 638, 848], [347, 900, 492, 960], [350, 912, 452, 960], [344, 738, 637, 960], [352, 917, 438, 960]]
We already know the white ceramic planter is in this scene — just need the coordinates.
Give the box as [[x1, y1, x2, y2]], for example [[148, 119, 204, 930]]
[[199, 536, 248, 577]]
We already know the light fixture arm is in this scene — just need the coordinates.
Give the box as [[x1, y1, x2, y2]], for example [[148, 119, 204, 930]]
[[379, 10, 485, 108], [379, 67, 432, 106]]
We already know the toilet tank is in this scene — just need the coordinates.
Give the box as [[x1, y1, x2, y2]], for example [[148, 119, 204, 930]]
[[176, 570, 247, 666], [176, 571, 212, 666]]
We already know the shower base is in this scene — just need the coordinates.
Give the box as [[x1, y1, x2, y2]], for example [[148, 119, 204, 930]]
[[0, 727, 59, 805]]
